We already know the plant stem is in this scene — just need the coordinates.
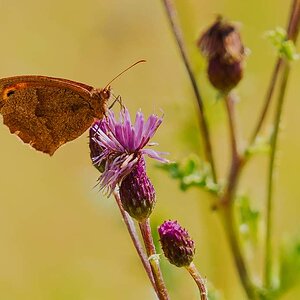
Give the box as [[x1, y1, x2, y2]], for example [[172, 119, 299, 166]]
[[225, 93, 240, 161], [264, 0, 300, 289], [139, 219, 170, 300], [250, 0, 300, 145], [250, 59, 282, 145], [220, 92, 260, 298], [112, 191, 158, 296], [186, 262, 208, 300], [264, 63, 290, 288], [161, 0, 217, 183], [221, 203, 259, 299]]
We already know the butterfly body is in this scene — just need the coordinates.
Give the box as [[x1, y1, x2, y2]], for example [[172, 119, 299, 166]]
[[0, 75, 109, 155]]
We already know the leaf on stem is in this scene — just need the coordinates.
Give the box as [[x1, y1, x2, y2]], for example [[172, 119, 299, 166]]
[[265, 27, 299, 61], [157, 154, 220, 194]]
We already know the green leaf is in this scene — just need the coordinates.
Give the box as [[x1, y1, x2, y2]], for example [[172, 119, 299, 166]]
[[236, 194, 260, 244], [157, 154, 220, 194], [279, 239, 300, 292], [265, 27, 299, 61]]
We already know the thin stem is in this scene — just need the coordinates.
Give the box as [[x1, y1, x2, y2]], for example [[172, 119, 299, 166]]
[[112, 191, 158, 295], [264, 0, 300, 288], [186, 262, 208, 300], [250, 0, 300, 145], [220, 93, 258, 298], [225, 93, 240, 161], [250, 59, 282, 145], [161, 0, 217, 183], [264, 63, 290, 288], [221, 203, 259, 299], [139, 219, 170, 300]]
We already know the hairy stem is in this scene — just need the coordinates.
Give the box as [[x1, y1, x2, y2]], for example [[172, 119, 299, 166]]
[[161, 0, 217, 182], [139, 219, 170, 300], [186, 263, 208, 300], [112, 191, 158, 295]]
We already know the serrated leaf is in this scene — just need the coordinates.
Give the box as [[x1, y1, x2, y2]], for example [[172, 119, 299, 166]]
[[157, 154, 220, 194]]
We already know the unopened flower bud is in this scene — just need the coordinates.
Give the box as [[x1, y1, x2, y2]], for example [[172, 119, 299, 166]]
[[197, 16, 246, 93], [207, 55, 243, 93], [119, 158, 156, 222], [158, 220, 195, 267]]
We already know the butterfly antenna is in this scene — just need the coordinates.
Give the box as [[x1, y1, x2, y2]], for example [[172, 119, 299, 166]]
[[104, 60, 146, 89]]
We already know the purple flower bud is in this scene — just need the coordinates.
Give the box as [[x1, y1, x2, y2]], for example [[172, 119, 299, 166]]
[[158, 220, 195, 267], [119, 158, 156, 222]]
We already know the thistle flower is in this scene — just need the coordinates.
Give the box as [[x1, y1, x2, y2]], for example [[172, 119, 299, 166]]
[[89, 107, 167, 193], [119, 157, 156, 221], [197, 16, 246, 93], [158, 220, 195, 267]]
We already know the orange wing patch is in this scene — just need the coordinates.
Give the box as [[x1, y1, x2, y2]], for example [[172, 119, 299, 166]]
[[2, 83, 29, 100]]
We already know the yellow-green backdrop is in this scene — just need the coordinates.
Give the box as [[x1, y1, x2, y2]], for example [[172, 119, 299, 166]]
[[0, 0, 299, 299]]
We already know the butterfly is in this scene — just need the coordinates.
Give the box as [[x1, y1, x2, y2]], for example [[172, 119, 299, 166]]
[[0, 60, 145, 156]]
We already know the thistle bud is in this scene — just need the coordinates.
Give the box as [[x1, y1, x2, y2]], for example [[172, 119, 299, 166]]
[[197, 16, 246, 93], [158, 220, 195, 267], [119, 158, 156, 222]]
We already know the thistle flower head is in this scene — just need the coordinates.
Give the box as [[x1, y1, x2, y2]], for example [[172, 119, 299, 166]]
[[90, 107, 167, 192], [158, 220, 195, 267], [119, 157, 156, 221]]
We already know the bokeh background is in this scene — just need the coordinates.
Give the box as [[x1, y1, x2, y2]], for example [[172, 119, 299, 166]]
[[0, 0, 299, 299]]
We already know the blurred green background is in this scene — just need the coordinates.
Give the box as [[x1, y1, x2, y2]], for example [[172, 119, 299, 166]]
[[0, 0, 299, 299]]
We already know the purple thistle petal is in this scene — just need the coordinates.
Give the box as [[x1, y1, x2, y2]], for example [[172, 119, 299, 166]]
[[90, 107, 166, 193], [142, 149, 169, 162]]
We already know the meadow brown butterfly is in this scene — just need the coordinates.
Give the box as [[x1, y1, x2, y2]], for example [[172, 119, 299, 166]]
[[0, 60, 145, 155]]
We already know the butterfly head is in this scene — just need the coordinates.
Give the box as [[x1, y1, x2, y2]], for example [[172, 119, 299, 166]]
[[90, 86, 111, 118]]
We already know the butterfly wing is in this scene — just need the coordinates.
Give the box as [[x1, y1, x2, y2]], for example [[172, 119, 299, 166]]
[[0, 76, 102, 155]]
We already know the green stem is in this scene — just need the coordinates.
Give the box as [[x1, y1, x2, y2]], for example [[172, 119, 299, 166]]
[[225, 93, 240, 161], [249, 59, 282, 145], [161, 0, 217, 183], [250, 0, 300, 145], [221, 203, 259, 299], [139, 219, 170, 300], [112, 191, 158, 295], [221, 92, 259, 298], [264, 63, 290, 288], [186, 262, 208, 300], [264, 0, 300, 288]]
